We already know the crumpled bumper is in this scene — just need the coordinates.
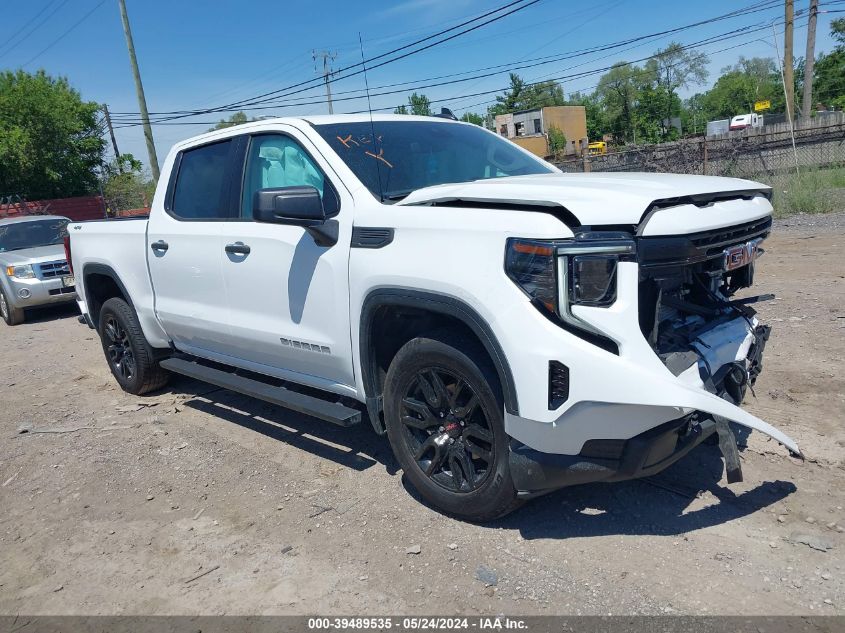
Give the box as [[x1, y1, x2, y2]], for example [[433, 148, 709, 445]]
[[503, 261, 800, 489]]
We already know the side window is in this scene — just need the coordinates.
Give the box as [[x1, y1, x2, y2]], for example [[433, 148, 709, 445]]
[[171, 139, 232, 219], [240, 134, 338, 219]]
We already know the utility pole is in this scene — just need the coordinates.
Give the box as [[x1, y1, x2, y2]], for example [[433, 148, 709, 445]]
[[802, 0, 819, 120], [101, 104, 121, 165], [118, 0, 159, 181], [783, 0, 795, 121], [313, 50, 337, 114]]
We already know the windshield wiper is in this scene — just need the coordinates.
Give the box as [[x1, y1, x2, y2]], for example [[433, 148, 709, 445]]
[[381, 190, 415, 202]]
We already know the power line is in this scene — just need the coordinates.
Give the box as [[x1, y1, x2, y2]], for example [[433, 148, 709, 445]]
[[0, 0, 71, 61], [111, 9, 787, 127], [112, 18, 793, 129], [20, 0, 107, 68], [110, 0, 783, 125], [111, 0, 543, 126]]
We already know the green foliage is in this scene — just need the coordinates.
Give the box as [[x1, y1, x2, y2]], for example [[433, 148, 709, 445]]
[[460, 111, 484, 126], [102, 153, 154, 213], [547, 125, 566, 156], [769, 167, 845, 217], [0, 70, 105, 200], [489, 73, 565, 115], [565, 91, 607, 142], [208, 111, 251, 131], [814, 20, 845, 110], [698, 57, 782, 120], [394, 93, 432, 116]]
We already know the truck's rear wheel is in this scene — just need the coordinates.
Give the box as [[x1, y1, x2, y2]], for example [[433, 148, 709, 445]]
[[383, 331, 520, 521], [98, 297, 169, 395], [0, 288, 25, 325]]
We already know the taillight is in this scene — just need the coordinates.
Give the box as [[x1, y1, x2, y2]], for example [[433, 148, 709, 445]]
[[63, 235, 74, 275]]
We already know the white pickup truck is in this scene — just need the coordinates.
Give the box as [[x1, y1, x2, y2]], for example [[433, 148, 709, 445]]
[[68, 114, 800, 520]]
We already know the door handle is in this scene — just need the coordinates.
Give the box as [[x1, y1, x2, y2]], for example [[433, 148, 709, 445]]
[[225, 242, 251, 255], [150, 240, 169, 252]]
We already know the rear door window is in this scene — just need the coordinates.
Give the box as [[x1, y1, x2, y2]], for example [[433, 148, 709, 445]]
[[170, 139, 233, 219]]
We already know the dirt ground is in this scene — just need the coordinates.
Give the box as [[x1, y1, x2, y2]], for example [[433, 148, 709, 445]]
[[1, 215, 843, 616]]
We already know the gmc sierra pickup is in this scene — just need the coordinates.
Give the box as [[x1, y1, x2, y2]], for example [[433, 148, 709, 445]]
[[67, 114, 800, 520]]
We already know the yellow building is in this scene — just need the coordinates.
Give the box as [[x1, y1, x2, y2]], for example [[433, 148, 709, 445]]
[[493, 106, 588, 158]]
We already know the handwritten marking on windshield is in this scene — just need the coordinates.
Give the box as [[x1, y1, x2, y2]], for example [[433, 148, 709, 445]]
[[337, 134, 359, 148], [365, 149, 393, 169]]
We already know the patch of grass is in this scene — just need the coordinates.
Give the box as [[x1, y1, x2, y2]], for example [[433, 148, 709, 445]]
[[765, 166, 845, 218]]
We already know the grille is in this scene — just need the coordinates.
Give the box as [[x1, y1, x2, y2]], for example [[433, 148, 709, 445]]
[[48, 286, 75, 296], [689, 217, 772, 256], [38, 260, 70, 279]]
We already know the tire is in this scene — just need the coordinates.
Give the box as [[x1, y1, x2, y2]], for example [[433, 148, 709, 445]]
[[383, 330, 521, 521], [0, 287, 25, 325], [98, 297, 169, 395]]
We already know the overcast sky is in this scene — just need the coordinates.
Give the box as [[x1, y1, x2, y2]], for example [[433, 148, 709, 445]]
[[1, 0, 840, 174]]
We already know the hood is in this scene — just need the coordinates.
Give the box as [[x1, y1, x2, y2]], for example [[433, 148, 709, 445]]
[[0, 244, 66, 266], [398, 172, 771, 227]]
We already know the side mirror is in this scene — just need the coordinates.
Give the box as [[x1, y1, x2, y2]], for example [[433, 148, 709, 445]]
[[253, 186, 326, 226]]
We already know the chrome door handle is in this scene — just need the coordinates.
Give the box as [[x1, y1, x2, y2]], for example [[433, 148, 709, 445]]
[[151, 240, 169, 252], [225, 242, 251, 255]]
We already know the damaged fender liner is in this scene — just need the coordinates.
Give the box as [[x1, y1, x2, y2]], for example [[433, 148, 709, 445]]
[[509, 414, 745, 496]]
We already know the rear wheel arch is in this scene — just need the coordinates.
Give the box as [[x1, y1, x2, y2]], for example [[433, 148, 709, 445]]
[[359, 288, 519, 434], [82, 263, 134, 326]]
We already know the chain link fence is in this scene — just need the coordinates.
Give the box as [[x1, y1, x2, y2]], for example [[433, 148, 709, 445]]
[[554, 120, 845, 181]]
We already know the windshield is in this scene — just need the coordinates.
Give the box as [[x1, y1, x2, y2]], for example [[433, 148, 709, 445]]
[[0, 219, 69, 253], [313, 120, 554, 201]]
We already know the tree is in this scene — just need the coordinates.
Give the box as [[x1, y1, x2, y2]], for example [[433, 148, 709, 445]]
[[0, 70, 104, 199], [208, 111, 251, 131], [698, 57, 782, 120], [547, 125, 566, 156], [460, 112, 484, 126], [566, 91, 608, 142], [394, 93, 432, 116], [595, 63, 645, 143], [489, 73, 565, 115], [651, 42, 708, 136], [102, 153, 154, 214], [814, 19, 845, 109]]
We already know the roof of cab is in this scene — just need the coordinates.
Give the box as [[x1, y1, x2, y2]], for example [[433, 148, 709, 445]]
[[170, 113, 463, 151]]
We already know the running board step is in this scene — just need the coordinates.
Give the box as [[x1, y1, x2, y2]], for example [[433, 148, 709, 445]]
[[160, 357, 362, 427]]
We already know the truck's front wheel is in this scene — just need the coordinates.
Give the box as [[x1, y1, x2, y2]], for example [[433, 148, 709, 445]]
[[383, 332, 520, 521], [98, 297, 169, 395]]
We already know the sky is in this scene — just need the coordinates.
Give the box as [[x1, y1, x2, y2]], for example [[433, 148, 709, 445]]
[[1, 0, 840, 174]]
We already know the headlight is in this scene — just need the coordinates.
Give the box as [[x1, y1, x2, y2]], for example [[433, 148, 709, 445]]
[[6, 264, 35, 279], [505, 239, 559, 313]]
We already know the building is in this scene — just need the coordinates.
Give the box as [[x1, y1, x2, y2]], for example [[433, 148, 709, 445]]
[[494, 106, 588, 158]]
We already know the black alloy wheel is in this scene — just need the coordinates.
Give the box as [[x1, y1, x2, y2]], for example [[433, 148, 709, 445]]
[[103, 314, 136, 381], [400, 367, 495, 493]]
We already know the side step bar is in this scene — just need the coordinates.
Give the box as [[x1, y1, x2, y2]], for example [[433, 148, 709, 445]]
[[160, 357, 362, 427]]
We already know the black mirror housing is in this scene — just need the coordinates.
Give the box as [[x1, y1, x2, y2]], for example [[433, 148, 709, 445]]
[[253, 186, 326, 226]]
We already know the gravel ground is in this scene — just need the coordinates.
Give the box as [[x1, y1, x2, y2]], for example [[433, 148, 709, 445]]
[[774, 210, 845, 232], [0, 220, 843, 616]]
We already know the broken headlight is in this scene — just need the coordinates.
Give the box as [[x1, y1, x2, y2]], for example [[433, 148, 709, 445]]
[[556, 235, 634, 309]]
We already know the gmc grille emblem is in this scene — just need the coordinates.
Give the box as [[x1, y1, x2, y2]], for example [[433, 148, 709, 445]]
[[722, 238, 762, 272]]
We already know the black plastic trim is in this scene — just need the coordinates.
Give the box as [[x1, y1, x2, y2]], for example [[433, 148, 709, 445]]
[[81, 263, 134, 309], [160, 356, 362, 427], [359, 288, 519, 416], [509, 415, 716, 496], [351, 227, 394, 249]]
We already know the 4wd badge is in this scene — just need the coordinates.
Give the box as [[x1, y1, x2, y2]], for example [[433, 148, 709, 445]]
[[723, 238, 762, 271]]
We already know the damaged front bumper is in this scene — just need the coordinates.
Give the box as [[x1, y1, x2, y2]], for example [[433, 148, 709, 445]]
[[503, 260, 801, 496]]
